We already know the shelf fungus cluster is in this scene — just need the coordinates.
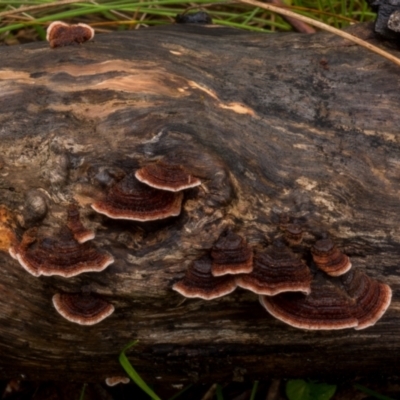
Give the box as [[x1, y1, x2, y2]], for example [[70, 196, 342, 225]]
[[46, 21, 95, 48], [173, 229, 392, 331]]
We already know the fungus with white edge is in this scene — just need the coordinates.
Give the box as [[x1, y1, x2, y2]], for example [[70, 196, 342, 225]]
[[91, 174, 183, 221], [210, 230, 253, 276], [105, 376, 130, 386], [135, 161, 201, 192], [46, 21, 94, 48], [173, 256, 237, 300], [66, 204, 95, 244], [52, 292, 114, 325], [236, 239, 312, 296]]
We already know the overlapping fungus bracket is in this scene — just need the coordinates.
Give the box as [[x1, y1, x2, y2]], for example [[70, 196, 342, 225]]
[[210, 230, 253, 276], [10, 227, 113, 277], [342, 269, 392, 330], [259, 278, 359, 330], [236, 240, 312, 296], [46, 21, 94, 48], [66, 204, 95, 244], [91, 174, 183, 221], [135, 161, 201, 192], [173, 256, 237, 300], [52, 292, 114, 325], [311, 237, 351, 276]]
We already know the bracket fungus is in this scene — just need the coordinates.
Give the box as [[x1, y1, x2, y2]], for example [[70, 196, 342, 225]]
[[91, 174, 183, 221], [10, 227, 113, 277], [105, 376, 130, 386], [46, 21, 94, 48], [210, 230, 253, 276], [173, 256, 237, 300], [259, 278, 359, 330], [341, 269, 392, 330], [236, 240, 312, 296], [52, 292, 114, 325], [66, 204, 95, 244], [135, 161, 201, 192], [311, 237, 351, 276]]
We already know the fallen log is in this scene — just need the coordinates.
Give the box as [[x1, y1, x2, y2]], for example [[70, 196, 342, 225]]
[[0, 22, 399, 384]]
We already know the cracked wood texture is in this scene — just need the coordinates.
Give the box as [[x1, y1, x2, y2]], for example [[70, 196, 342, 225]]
[[0, 23, 399, 383]]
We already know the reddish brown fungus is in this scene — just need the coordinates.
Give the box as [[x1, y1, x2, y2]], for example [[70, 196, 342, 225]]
[[283, 223, 304, 245], [91, 174, 183, 221], [135, 161, 201, 192], [236, 240, 312, 296], [342, 269, 392, 330], [311, 237, 351, 276], [210, 230, 253, 276], [173, 256, 236, 300], [46, 21, 94, 48], [11, 228, 113, 277], [66, 204, 95, 243], [52, 292, 114, 325], [105, 377, 130, 387], [260, 278, 358, 330]]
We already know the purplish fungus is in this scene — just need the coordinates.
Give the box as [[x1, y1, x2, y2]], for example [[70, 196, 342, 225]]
[[259, 278, 358, 330], [173, 256, 236, 300], [92, 174, 183, 221], [66, 204, 95, 243], [236, 240, 312, 295], [135, 161, 201, 192], [52, 292, 114, 325], [342, 269, 392, 330], [11, 228, 113, 277], [311, 237, 351, 276], [210, 230, 253, 276], [46, 21, 94, 48], [105, 376, 130, 386]]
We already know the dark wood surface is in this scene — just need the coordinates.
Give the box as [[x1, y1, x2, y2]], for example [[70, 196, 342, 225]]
[[0, 23, 399, 383]]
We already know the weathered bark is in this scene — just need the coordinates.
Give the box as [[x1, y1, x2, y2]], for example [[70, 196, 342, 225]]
[[0, 23, 399, 383]]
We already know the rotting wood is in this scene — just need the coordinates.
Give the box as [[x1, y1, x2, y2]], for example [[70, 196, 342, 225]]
[[0, 23, 400, 383]]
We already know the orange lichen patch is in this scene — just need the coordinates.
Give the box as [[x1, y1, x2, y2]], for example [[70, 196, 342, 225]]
[[311, 237, 351, 276], [46, 21, 94, 48], [0, 205, 17, 252]]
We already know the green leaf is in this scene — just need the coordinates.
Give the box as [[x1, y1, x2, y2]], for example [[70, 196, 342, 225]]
[[119, 340, 161, 400], [286, 380, 336, 400]]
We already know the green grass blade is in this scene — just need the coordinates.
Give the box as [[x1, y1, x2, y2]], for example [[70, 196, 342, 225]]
[[249, 380, 259, 400], [353, 384, 395, 400], [79, 383, 87, 400], [167, 384, 193, 400], [215, 384, 224, 400], [119, 340, 161, 400]]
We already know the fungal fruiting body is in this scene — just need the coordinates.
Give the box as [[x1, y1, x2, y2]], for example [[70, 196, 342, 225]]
[[105, 376, 130, 386], [210, 230, 253, 276], [52, 292, 114, 325], [236, 240, 312, 296], [311, 237, 351, 276], [66, 204, 95, 243], [11, 228, 113, 277], [91, 174, 183, 221], [135, 161, 201, 192], [46, 21, 94, 48], [173, 256, 237, 300]]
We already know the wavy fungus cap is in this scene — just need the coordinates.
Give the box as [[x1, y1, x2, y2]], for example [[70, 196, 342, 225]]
[[211, 230, 253, 276], [52, 292, 114, 325], [173, 256, 237, 300], [259, 278, 358, 330], [342, 269, 392, 330], [236, 240, 312, 296], [135, 161, 201, 192], [105, 376, 130, 386], [46, 21, 94, 48], [92, 174, 183, 221], [11, 227, 113, 277], [66, 204, 95, 244], [311, 237, 351, 276]]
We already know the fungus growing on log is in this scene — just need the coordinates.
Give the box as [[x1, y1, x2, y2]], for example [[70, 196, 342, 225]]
[[341, 269, 392, 330], [210, 230, 253, 276], [46, 21, 94, 48], [135, 161, 201, 192], [10, 228, 113, 277], [282, 223, 304, 245], [236, 240, 312, 296], [66, 204, 95, 243], [311, 237, 351, 276], [52, 292, 114, 325], [173, 256, 237, 300], [105, 376, 130, 386], [259, 278, 358, 330], [92, 174, 183, 221]]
